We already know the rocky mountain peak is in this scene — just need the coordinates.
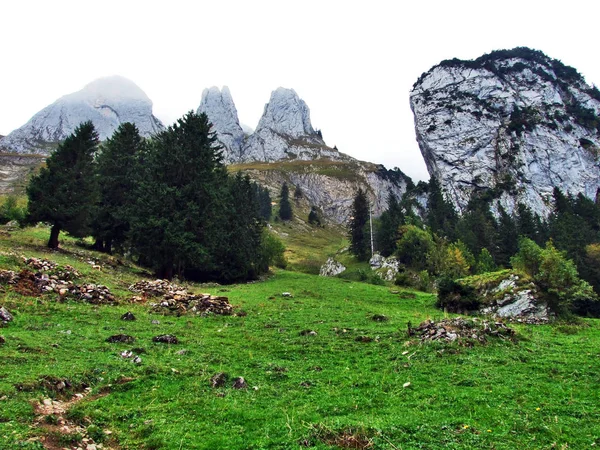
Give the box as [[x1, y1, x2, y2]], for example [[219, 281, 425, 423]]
[[0, 75, 164, 155], [256, 87, 317, 138], [197, 86, 245, 163], [410, 47, 600, 216], [241, 87, 341, 162]]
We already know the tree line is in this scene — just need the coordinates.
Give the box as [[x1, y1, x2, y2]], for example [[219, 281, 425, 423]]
[[349, 180, 600, 315], [25, 112, 284, 283]]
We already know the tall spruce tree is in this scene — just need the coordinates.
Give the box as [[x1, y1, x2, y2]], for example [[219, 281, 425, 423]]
[[127, 111, 229, 280], [349, 188, 370, 261], [92, 122, 145, 253], [27, 121, 99, 248], [495, 203, 518, 267], [426, 177, 458, 240], [376, 190, 404, 257], [278, 182, 292, 221]]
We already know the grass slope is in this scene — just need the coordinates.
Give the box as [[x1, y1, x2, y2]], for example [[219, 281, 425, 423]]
[[0, 228, 599, 449]]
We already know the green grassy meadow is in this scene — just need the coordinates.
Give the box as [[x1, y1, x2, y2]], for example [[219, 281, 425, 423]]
[[0, 227, 599, 449]]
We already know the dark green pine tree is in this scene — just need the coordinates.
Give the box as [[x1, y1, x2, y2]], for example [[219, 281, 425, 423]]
[[376, 190, 404, 257], [92, 122, 145, 253], [455, 192, 498, 258], [278, 182, 293, 221], [495, 203, 518, 267], [128, 111, 229, 280], [426, 177, 458, 240], [215, 172, 265, 282], [308, 206, 322, 226], [349, 187, 370, 261], [258, 185, 273, 222], [27, 121, 99, 248]]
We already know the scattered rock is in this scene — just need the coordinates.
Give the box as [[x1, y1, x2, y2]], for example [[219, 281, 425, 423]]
[[175, 349, 187, 355], [282, 292, 292, 297], [408, 318, 515, 345], [152, 334, 178, 344], [371, 314, 389, 322], [151, 320, 161, 325], [211, 372, 228, 388], [132, 356, 142, 364], [0, 306, 13, 323], [0, 336, 5, 345], [121, 311, 136, 321], [300, 329, 317, 336], [319, 258, 346, 277], [232, 377, 247, 389], [106, 334, 135, 344]]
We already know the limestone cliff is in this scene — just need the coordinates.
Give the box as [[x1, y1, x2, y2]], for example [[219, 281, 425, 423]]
[[411, 47, 600, 216]]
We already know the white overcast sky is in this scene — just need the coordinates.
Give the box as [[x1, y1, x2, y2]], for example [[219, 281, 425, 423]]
[[2, 0, 600, 182]]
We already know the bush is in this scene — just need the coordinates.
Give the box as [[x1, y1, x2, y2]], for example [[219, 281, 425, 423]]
[[258, 231, 287, 271], [396, 225, 434, 271], [511, 238, 599, 316], [435, 277, 480, 312], [0, 196, 26, 225]]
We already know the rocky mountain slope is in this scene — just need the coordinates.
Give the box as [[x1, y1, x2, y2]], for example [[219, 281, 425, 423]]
[[0, 76, 164, 155], [411, 47, 600, 216], [199, 86, 411, 223]]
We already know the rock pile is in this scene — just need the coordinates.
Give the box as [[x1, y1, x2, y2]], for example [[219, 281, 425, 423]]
[[129, 279, 182, 298], [0, 267, 115, 304], [130, 279, 234, 316], [408, 318, 515, 344], [23, 257, 58, 272], [150, 293, 233, 316]]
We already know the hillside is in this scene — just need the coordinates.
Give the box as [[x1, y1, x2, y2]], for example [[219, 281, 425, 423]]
[[0, 227, 599, 449]]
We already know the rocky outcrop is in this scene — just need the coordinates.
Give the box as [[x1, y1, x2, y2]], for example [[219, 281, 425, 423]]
[[319, 258, 346, 277], [438, 270, 552, 322], [369, 253, 400, 281], [1, 76, 164, 155], [197, 86, 245, 163], [242, 87, 343, 162], [411, 47, 600, 216]]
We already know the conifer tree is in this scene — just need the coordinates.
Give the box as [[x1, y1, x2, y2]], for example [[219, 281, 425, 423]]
[[308, 206, 322, 226], [349, 188, 370, 261], [93, 122, 145, 253], [376, 191, 404, 257], [278, 182, 293, 221], [128, 111, 229, 280], [496, 203, 518, 267], [426, 177, 458, 240], [27, 121, 99, 248]]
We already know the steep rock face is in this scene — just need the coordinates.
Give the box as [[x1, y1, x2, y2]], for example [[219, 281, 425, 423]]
[[411, 47, 600, 216], [1, 76, 164, 154], [197, 86, 245, 163], [234, 160, 411, 224], [242, 88, 343, 162]]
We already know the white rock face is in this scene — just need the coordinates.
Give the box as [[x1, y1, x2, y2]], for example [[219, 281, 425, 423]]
[[410, 48, 600, 216], [1, 76, 164, 154], [242, 87, 343, 162], [319, 257, 346, 277], [197, 86, 245, 163]]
